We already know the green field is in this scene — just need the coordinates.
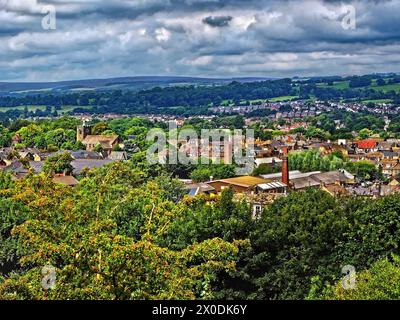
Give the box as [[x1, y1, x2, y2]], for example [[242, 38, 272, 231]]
[[317, 81, 350, 89], [362, 99, 393, 104], [0, 105, 46, 112], [0, 105, 92, 114], [268, 96, 299, 102], [370, 83, 400, 93], [317, 79, 400, 93], [247, 96, 299, 104], [220, 99, 234, 106], [220, 95, 299, 106]]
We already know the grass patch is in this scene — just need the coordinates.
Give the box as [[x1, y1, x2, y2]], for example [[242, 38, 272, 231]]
[[362, 99, 393, 104], [317, 81, 350, 89], [370, 83, 400, 93], [0, 105, 92, 114], [267, 96, 299, 102]]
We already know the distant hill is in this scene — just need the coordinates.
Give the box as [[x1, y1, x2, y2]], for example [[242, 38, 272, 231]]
[[0, 76, 276, 96]]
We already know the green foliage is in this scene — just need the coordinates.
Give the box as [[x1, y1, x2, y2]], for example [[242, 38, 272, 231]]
[[42, 152, 74, 175], [289, 150, 346, 173], [0, 165, 240, 300], [190, 168, 213, 183], [2, 114, 400, 300], [44, 129, 76, 149], [288, 150, 379, 181], [5, 117, 82, 151], [16, 124, 43, 148], [252, 163, 281, 176], [153, 175, 187, 204], [358, 128, 372, 139], [304, 126, 331, 140], [338, 194, 400, 267], [323, 256, 400, 300], [91, 122, 109, 135], [0, 171, 14, 190], [347, 160, 379, 181], [93, 143, 104, 153], [190, 165, 236, 182], [0, 125, 11, 147], [161, 188, 252, 250], [248, 189, 352, 299]]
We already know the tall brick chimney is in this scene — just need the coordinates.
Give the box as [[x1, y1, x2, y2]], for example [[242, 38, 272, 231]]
[[282, 147, 289, 187]]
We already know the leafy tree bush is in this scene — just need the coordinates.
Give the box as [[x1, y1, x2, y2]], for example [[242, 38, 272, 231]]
[[42, 152, 74, 175], [322, 256, 400, 300]]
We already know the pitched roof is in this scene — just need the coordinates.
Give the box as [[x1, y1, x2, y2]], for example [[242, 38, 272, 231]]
[[70, 150, 103, 160], [186, 183, 216, 196], [312, 170, 352, 184], [29, 161, 44, 173], [260, 171, 318, 180], [355, 139, 378, 149], [3, 161, 28, 173], [291, 176, 321, 189], [210, 176, 270, 188], [377, 141, 394, 151], [108, 151, 128, 160], [323, 184, 349, 196], [71, 159, 113, 175], [52, 175, 79, 186], [82, 135, 119, 148]]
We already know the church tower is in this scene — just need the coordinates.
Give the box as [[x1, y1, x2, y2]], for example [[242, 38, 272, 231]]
[[77, 121, 92, 142]]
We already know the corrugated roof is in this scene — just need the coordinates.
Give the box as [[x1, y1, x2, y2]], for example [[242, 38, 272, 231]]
[[261, 171, 321, 180], [257, 181, 287, 190]]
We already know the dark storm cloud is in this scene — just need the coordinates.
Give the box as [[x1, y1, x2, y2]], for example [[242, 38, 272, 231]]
[[202, 15, 233, 27], [0, 0, 399, 81]]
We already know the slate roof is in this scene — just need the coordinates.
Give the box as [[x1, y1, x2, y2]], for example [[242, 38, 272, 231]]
[[70, 150, 103, 160], [291, 176, 321, 189], [71, 159, 113, 175], [312, 170, 353, 184]]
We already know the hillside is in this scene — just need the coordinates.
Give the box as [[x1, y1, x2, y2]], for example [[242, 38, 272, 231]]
[[0, 76, 275, 96]]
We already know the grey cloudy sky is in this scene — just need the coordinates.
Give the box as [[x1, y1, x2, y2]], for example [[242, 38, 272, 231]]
[[0, 0, 399, 81]]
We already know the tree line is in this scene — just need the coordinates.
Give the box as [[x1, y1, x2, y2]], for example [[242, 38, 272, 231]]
[[1, 158, 400, 299]]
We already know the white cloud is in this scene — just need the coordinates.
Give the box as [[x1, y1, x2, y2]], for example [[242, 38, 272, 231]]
[[155, 27, 171, 42]]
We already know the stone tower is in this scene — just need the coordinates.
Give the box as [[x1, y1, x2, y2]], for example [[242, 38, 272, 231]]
[[77, 122, 92, 142]]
